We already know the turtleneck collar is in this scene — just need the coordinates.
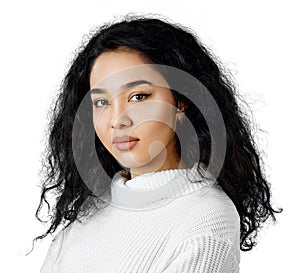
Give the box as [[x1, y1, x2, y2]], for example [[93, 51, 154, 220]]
[[110, 162, 216, 210]]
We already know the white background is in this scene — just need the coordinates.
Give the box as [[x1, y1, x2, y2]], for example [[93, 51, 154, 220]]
[[0, 0, 299, 272]]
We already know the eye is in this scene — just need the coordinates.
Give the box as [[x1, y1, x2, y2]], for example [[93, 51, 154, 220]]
[[93, 99, 110, 107], [130, 93, 151, 102]]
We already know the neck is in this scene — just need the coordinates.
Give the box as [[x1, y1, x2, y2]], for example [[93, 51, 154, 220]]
[[110, 161, 215, 209], [129, 152, 186, 179]]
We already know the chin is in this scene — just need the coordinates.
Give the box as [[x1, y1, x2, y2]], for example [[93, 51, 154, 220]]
[[114, 154, 147, 169]]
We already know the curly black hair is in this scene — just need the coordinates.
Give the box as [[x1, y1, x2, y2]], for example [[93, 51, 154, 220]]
[[33, 14, 282, 253]]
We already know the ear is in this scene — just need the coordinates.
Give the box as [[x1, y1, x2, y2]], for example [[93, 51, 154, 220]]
[[176, 98, 189, 125], [177, 98, 189, 113]]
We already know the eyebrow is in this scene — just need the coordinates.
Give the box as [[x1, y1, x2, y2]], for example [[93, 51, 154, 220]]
[[90, 80, 153, 95]]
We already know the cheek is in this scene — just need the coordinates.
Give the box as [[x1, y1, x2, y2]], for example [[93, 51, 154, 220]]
[[130, 121, 175, 165], [140, 122, 175, 146], [129, 101, 176, 129], [93, 110, 112, 149]]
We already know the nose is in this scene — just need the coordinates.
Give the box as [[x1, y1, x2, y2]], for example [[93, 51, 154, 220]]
[[110, 102, 133, 129]]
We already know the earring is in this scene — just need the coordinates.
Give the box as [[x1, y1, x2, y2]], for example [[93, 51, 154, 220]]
[[176, 108, 185, 125]]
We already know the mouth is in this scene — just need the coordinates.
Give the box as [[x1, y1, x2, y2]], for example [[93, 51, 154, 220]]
[[112, 136, 139, 151], [113, 140, 139, 151], [113, 135, 139, 143]]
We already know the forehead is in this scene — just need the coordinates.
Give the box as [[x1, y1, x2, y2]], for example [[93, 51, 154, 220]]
[[89, 51, 169, 94]]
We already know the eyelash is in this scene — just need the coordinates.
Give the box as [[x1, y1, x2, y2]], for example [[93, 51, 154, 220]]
[[93, 93, 151, 107]]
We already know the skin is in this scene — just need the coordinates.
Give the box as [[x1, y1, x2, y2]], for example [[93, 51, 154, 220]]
[[89, 49, 186, 179]]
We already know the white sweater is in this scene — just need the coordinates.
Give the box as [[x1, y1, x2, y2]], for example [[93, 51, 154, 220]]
[[40, 163, 240, 273]]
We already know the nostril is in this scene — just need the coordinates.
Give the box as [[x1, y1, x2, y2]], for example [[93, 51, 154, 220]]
[[111, 117, 133, 129]]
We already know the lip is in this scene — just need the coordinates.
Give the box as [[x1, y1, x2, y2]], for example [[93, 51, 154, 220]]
[[113, 135, 139, 143], [112, 135, 139, 151], [114, 140, 139, 151]]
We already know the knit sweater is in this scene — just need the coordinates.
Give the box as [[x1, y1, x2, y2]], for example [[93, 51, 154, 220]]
[[40, 163, 240, 273]]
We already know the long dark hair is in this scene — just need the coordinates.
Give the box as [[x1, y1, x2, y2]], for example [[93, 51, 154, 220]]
[[33, 14, 282, 252]]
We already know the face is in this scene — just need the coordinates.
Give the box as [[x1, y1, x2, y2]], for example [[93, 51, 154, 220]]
[[89, 50, 183, 177]]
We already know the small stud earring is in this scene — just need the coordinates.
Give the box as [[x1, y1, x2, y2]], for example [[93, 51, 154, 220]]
[[176, 109, 185, 124]]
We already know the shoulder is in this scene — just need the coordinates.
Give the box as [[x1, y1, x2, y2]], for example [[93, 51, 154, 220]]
[[157, 184, 241, 272], [171, 183, 240, 243]]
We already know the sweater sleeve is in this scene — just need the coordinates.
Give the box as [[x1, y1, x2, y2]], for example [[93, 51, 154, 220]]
[[160, 235, 239, 273], [39, 230, 64, 273]]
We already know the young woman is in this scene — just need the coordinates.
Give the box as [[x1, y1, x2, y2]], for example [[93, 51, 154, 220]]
[[35, 15, 282, 273]]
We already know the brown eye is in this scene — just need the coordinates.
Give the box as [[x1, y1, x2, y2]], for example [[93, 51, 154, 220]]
[[130, 93, 151, 102], [93, 99, 110, 107]]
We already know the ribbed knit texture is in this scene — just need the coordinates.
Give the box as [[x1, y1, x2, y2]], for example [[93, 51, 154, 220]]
[[40, 163, 240, 273]]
